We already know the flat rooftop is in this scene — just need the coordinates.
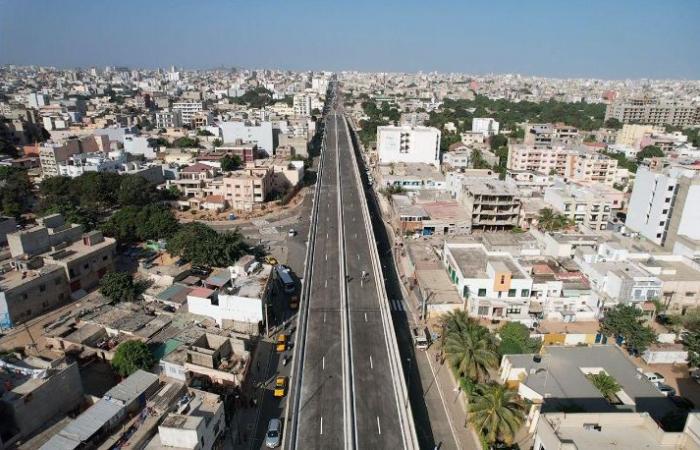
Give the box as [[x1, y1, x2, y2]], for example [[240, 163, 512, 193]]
[[506, 346, 673, 419], [539, 412, 687, 450], [448, 245, 527, 279], [44, 236, 115, 264], [0, 264, 63, 291], [644, 259, 700, 282]]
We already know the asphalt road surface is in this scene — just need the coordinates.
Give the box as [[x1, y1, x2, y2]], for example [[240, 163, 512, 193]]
[[292, 92, 411, 448]]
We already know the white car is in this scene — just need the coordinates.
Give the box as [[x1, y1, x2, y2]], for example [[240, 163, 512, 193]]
[[644, 372, 665, 384], [288, 229, 297, 237]]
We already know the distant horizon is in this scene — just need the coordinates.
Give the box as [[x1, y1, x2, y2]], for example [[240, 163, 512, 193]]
[[4, 64, 700, 84], [2, 0, 699, 80]]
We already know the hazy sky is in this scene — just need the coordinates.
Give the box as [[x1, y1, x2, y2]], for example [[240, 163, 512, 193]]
[[2, 0, 699, 79]]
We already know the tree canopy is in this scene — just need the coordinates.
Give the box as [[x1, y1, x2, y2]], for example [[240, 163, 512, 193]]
[[537, 208, 572, 232], [102, 205, 179, 244], [0, 167, 33, 217], [497, 322, 541, 356], [166, 222, 252, 267], [234, 87, 274, 109], [468, 382, 526, 445], [600, 304, 657, 352], [99, 272, 142, 303], [220, 154, 243, 172], [111, 340, 154, 377], [637, 145, 664, 161]]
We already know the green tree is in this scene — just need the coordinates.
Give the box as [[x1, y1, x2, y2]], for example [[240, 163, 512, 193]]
[[604, 118, 623, 129], [471, 149, 491, 170], [172, 136, 200, 148], [490, 134, 508, 151], [196, 129, 214, 136], [99, 272, 141, 303], [111, 340, 154, 377], [600, 304, 657, 352], [537, 208, 571, 232], [636, 145, 664, 161], [587, 372, 621, 400], [118, 175, 155, 207], [167, 222, 252, 267], [220, 154, 243, 171], [468, 382, 526, 445], [682, 329, 700, 368], [0, 167, 33, 217], [212, 138, 223, 147], [497, 322, 541, 356], [442, 312, 498, 382]]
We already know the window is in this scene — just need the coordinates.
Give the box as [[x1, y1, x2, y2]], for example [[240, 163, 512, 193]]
[[508, 289, 517, 297], [478, 288, 487, 297], [39, 284, 46, 292], [656, 233, 662, 238], [507, 307, 521, 315], [500, 275, 505, 284], [521, 289, 530, 297], [478, 306, 489, 316], [668, 186, 674, 191], [686, 292, 695, 297], [102, 255, 108, 261]]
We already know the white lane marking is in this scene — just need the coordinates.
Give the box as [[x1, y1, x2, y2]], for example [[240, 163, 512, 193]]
[[325, 279, 328, 288], [325, 253, 328, 261], [364, 312, 367, 322], [323, 312, 326, 323], [320, 416, 323, 435], [322, 356, 325, 370], [354, 233, 357, 239], [376, 416, 381, 435], [357, 254, 360, 260], [369, 355, 373, 369], [326, 232, 329, 239]]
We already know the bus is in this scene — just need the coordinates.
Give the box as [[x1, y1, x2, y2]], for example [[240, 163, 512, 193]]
[[275, 265, 296, 295]]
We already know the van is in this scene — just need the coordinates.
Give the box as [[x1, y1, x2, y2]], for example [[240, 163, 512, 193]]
[[413, 327, 430, 350]]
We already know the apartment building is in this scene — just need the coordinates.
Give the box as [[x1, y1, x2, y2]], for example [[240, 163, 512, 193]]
[[449, 177, 521, 231], [39, 142, 81, 177], [605, 98, 700, 127], [0, 263, 70, 329], [172, 101, 203, 125], [219, 121, 274, 155], [626, 163, 700, 247], [572, 151, 618, 185], [522, 123, 580, 148], [42, 230, 117, 294], [376, 125, 441, 167], [57, 151, 126, 178], [168, 163, 219, 197], [293, 93, 312, 116], [443, 242, 533, 321], [544, 183, 612, 231], [144, 389, 226, 450], [155, 109, 183, 129], [472, 117, 499, 136], [212, 167, 273, 211], [0, 355, 84, 446], [616, 124, 662, 148], [200, 142, 257, 163]]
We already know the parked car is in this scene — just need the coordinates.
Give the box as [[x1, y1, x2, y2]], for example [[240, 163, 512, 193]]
[[656, 383, 676, 397], [288, 229, 297, 237], [644, 372, 666, 384], [276, 334, 288, 352], [274, 376, 288, 398], [265, 418, 282, 448]]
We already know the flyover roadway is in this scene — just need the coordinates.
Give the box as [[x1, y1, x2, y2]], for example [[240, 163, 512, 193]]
[[286, 87, 417, 449]]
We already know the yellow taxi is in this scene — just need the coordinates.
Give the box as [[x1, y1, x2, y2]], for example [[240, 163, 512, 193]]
[[274, 376, 288, 398], [276, 334, 287, 352]]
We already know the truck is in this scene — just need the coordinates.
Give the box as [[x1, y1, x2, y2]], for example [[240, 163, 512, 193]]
[[413, 327, 430, 350]]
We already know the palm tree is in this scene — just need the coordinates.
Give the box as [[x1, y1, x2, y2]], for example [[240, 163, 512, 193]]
[[537, 208, 571, 232], [443, 316, 498, 382], [469, 382, 526, 445], [587, 372, 621, 400]]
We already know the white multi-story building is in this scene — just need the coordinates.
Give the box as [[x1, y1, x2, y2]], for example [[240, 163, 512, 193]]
[[626, 164, 700, 248], [443, 242, 533, 322], [472, 118, 500, 136], [219, 121, 274, 156], [57, 151, 126, 178], [27, 92, 49, 108], [293, 93, 312, 116], [544, 182, 612, 231], [376, 125, 440, 167], [605, 98, 700, 127], [172, 101, 203, 125]]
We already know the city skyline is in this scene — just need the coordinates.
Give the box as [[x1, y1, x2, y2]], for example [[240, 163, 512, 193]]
[[2, 0, 699, 79]]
